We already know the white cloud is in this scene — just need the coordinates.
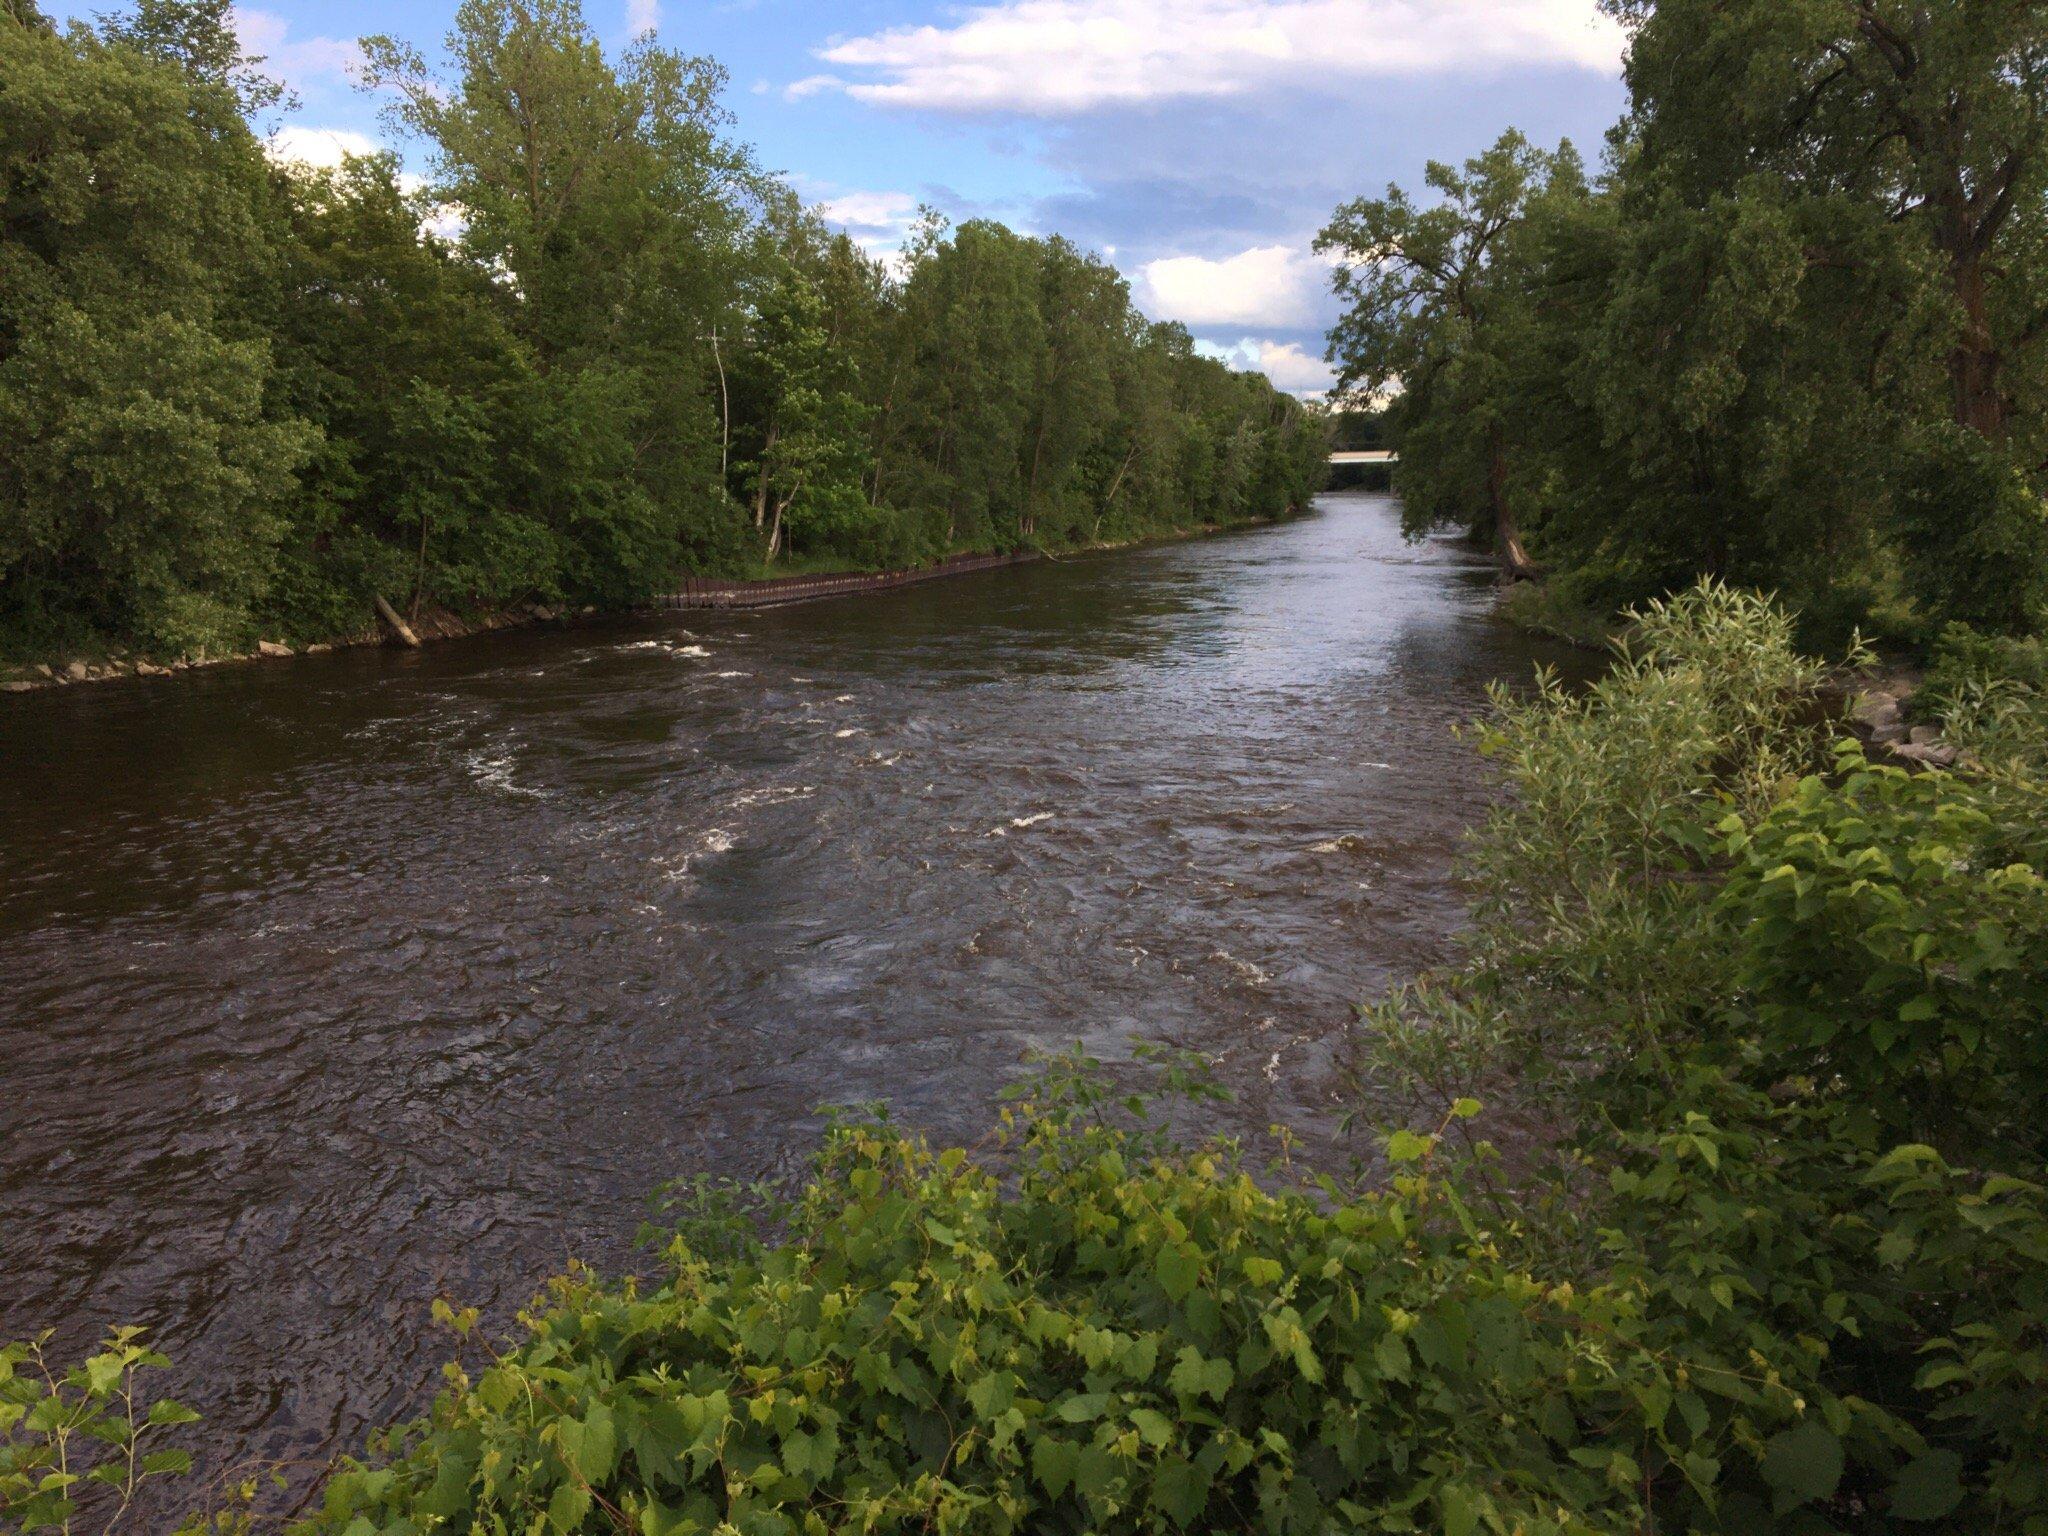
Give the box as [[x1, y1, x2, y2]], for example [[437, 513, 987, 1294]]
[[819, 190, 920, 231], [626, 0, 661, 36], [785, 74, 848, 101], [264, 125, 382, 170], [1198, 336, 1334, 395], [1136, 243, 1331, 330], [231, 7, 362, 91], [815, 189, 923, 258], [807, 0, 1623, 115]]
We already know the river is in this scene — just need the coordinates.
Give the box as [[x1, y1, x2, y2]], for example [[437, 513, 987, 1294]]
[[0, 492, 1584, 1502]]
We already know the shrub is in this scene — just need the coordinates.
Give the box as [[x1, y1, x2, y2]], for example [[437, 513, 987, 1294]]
[[298, 1085, 1844, 1536], [1718, 745, 2048, 1157], [1917, 622, 2048, 776], [0, 1328, 199, 1533], [1893, 427, 2048, 639]]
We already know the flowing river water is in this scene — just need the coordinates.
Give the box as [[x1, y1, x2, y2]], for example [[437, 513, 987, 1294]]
[[0, 492, 1586, 1503]]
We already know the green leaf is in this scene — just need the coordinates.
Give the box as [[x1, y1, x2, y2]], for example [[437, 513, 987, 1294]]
[[1889, 1451, 1965, 1522], [1128, 1408, 1175, 1449], [1759, 1420, 1842, 1509], [1167, 1347, 1232, 1403], [1441, 1482, 1480, 1536], [145, 1399, 201, 1428], [575, 1402, 617, 1483], [1151, 1456, 1209, 1526], [1032, 1436, 1076, 1498], [83, 1354, 124, 1396], [1386, 1129, 1432, 1164], [1055, 1392, 1113, 1422], [1240, 1256, 1283, 1287], [1155, 1244, 1200, 1302], [140, 1449, 192, 1477], [548, 1482, 591, 1532]]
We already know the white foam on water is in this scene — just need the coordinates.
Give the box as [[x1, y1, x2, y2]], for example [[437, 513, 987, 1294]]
[[1207, 948, 1271, 986], [834, 728, 862, 738], [731, 785, 814, 809], [464, 749, 548, 798], [1010, 812, 1054, 829], [656, 826, 737, 882]]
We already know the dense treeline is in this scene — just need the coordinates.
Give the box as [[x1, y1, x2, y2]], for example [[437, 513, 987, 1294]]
[[0, 0, 1322, 664], [1319, 0, 2048, 647]]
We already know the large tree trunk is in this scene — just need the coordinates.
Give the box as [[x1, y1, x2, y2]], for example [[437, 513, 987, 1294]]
[[1948, 253, 2009, 438], [1488, 426, 1539, 581]]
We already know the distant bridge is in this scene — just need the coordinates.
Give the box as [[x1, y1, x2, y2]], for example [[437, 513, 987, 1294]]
[[1328, 450, 1397, 465]]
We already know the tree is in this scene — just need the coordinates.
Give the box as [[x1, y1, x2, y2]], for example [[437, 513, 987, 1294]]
[[1317, 132, 1585, 578], [1607, 0, 2048, 450], [729, 227, 874, 565], [0, 15, 311, 656], [359, 0, 768, 589]]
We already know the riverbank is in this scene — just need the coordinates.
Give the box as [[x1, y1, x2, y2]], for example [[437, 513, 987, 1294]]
[[0, 511, 1305, 695]]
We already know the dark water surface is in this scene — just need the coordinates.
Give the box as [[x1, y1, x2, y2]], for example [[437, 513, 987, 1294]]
[[0, 493, 1582, 1499]]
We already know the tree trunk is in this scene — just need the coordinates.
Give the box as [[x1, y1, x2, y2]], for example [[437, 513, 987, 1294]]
[[372, 593, 421, 648], [752, 422, 778, 529], [1948, 253, 2009, 438], [1488, 427, 1539, 581]]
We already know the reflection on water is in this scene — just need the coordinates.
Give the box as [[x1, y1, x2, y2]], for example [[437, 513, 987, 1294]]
[[0, 493, 1586, 1498]]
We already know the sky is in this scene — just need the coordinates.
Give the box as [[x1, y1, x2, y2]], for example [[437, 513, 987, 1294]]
[[48, 0, 1631, 394]]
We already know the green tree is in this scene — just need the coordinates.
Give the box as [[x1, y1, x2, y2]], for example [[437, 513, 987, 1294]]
[[360, 0, 767, 590], [0, 13, 311, 658], [1317, 132, 1585, 578]]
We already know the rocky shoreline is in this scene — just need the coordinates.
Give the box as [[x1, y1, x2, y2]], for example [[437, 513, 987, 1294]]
[[0, 599, 588, 695], [1846, 669, 1963, 770], [3, 514, 1307, 697]]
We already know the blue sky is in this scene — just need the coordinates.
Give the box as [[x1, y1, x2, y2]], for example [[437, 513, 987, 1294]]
[[50, 0, 1629, 392]]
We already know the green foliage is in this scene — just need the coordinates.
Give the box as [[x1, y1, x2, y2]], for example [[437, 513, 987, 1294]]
[[1894, 425, 2048, 637], [1352, 581, 2048, 1533], [0, 10, 312, 658], [1917, 622, 2048, 776], [1322, 1, 2048, 648], [289, 1075, 1832, 1536], [0, 1328, 199, 1534], [2, 0, 1319, 665], [1317, 131, 1585, 576], [1720, 745, 2048, 1155]]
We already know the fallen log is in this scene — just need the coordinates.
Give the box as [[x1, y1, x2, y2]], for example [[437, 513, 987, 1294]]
[[372, 593, 421, 648]]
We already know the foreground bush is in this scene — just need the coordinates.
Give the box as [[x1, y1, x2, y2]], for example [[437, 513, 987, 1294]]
[[303, 1074, 1980, 1536]]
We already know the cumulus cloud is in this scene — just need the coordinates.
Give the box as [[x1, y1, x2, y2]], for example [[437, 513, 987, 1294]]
[[231, 7, 362, 91], [814, 189, 924, 256], [626, 0, 661, 35], [1198, 336, 1335, 396], [264, 125, 382, 170], [807, 0, 1622, 115], [1136, 243, 1333, 331]]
